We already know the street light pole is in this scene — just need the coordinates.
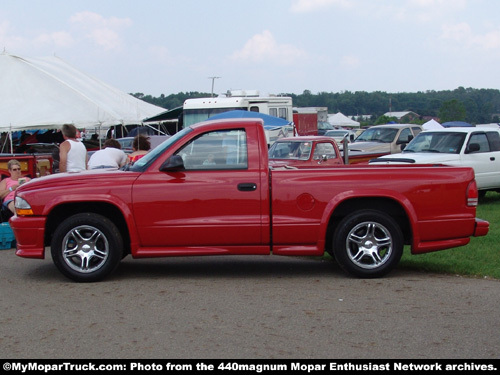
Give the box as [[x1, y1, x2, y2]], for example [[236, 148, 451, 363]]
[[209, 76, 221, 97]]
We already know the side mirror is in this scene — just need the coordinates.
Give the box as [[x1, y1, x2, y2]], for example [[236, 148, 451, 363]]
[[160, 155, 185, 172], [466, 143, 480, 153], [314, 154, 328, 163]]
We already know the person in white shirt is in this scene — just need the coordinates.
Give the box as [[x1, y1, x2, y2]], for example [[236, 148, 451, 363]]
[[88, 139, 128, 169], [59, 124, 87, 172]]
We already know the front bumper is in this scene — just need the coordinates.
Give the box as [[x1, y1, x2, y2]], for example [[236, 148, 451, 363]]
[[10, 215, 46, 259]]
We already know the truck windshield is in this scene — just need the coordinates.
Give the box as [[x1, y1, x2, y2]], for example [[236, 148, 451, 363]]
[[129, 127, 193, 171], [356, 127, 398, 143], [403, 132, 466, 154]]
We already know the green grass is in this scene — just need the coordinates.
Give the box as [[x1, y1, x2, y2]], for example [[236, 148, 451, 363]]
[[399, 191, 500, 279]]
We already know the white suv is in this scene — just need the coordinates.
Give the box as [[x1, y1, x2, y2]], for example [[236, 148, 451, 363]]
[[370, 127, 500, 194]]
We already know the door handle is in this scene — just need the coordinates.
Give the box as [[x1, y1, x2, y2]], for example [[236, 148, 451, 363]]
[[490, 157, 495, 161], [238, 183, 257, 191]]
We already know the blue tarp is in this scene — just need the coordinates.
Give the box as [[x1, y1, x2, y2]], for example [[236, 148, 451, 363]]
[[207, 110, 291, 129], [441, 121, 474, 127]]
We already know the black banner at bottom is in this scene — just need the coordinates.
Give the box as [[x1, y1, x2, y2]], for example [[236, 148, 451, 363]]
[[2, 360, 498, 374]]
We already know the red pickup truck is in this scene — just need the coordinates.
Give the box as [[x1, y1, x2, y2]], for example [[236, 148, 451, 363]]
[[11, 119, 489, 282]]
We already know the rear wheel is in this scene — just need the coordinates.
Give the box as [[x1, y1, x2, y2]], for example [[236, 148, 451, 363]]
[[333, 210, 403, 278], [51, 213, 123, 282]]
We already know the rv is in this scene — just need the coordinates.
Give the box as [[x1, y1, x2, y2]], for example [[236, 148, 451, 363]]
[[183, 90, 293, 127]]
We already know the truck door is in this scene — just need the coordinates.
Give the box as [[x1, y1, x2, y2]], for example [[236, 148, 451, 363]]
[[462, 131, 500, 189], [312, 142, 342, 165], [132, 128, 269, 249]]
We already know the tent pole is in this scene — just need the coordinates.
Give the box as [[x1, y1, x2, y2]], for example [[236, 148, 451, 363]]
[[98, 122, 102, 149], [9, 125, 13, 154]]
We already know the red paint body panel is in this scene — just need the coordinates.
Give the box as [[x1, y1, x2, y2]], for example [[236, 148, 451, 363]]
[[11, 216, 46, 259], [269, 164, 482, 255], [293, 113, 318, 136], [10, 119, 488, 264]]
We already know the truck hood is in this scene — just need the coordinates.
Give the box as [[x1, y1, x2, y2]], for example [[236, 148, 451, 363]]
[[348, 142, 391, 153], [17, 169, 139, 192], [370, 153, 459, 165]]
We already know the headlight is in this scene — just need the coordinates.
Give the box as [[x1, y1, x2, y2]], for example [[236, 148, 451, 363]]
[[14, 196, 34, 216]]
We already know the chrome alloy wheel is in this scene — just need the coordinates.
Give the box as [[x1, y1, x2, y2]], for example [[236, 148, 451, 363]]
[[346, 221, 393, 270], [62, 225, 110, 274]]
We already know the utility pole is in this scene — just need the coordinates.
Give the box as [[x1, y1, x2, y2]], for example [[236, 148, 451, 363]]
[[208, 76, 220, 97]]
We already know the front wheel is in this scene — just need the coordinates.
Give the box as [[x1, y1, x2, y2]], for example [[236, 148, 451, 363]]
[[333, 210, 403, 278], [51, 213, 123, 282]]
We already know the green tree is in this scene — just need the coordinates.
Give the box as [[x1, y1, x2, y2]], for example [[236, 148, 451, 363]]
[[132, 88, 500, 125], [438, 99, 467, 123], [374, 115, 398, 125]]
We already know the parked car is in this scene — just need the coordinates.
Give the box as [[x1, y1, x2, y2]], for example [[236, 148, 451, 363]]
[[348, 124, 422, 154], [268, 136, 344, 168], [370, 127, 500, 195], [116, 137, 134, 153], [317, 121, 334, 135]]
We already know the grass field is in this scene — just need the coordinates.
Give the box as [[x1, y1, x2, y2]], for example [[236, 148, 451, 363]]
[[399, 192, 500, 279]]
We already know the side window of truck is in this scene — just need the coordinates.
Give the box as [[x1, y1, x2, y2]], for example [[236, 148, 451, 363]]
[[398, 128, 412, 143], [175, 129, 248, 170], [313, 142, 337, 159], [468, 133, 490, 153], [412, 126, 422, 136], [486, 131, 500, 151]]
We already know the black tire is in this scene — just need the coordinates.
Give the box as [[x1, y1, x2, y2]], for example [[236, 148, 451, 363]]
[[51, 213, 123, 282], [333, 210, 403, 278]]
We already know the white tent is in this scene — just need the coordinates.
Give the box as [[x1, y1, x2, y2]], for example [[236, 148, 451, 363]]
[[422, 119, 443, 130], [0, 53, 165, 132], [328, 112, 360, 128]]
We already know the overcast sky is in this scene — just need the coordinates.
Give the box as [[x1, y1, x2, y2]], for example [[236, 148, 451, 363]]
[[1, 0, 499, 97]]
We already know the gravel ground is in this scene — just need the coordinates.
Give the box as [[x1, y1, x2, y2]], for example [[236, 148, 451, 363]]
[[1, 248, 499, 359]]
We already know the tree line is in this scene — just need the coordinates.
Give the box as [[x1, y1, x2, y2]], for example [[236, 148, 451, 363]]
[[132, 87, 500, 126]]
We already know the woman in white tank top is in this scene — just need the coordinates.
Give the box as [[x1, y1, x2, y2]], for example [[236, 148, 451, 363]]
[[59, 124, 88, 172]]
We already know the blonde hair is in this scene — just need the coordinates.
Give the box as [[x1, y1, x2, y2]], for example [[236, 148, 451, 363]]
[[7, 159, 21, 170]]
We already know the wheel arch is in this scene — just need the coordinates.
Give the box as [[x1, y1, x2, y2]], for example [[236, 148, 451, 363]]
[[325, 197, 412, 254], [45, 202, 131, 256]]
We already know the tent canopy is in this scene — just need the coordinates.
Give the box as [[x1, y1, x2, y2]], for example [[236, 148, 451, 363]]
[[328, 112, 360, 128], [0, 53, 165, 132], [422, 119, 443, 130], [207, 110, 291, 129], [143, 106, 183, 123]]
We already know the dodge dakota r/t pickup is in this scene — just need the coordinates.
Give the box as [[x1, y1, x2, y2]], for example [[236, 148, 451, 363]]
[[10, 119, 489, 282]]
